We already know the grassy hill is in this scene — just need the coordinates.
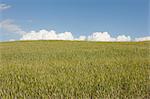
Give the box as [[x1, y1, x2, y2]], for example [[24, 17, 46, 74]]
[[0, 41, 149, 98]]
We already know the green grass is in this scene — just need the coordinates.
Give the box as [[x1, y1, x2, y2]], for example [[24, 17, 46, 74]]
[[0, 40, 149, 99]]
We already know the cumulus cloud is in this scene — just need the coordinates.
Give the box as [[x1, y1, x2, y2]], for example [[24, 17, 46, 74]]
[[20, 30, 132, 42], [0, 3, 11, 11], [75, 36, 86, 41], [20, 30, 74, 40], [87, 32, 131, 41], [21, 30, 88, 41], [88, 32, 116, 41], [16, 30, 150, 42], [78, 36, 86, 40], [116, 35, 131, 41], [135, 36, 150, 41], [0, 19, 25, 35]]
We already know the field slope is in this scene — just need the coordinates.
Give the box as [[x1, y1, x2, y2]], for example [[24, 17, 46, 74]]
[[0, 41, 150, 98]]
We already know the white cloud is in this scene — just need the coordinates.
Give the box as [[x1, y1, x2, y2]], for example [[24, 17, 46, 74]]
[[78, 36, 86, 40], [135, 36, 150, 41], [87, 32, 131, 41], [57, 32, 74, 40], [0, 3, 11, 11], [116, 35, 131, 41], [75, 36, 86, 41], [88, 32, 116, 41], [0, 19, 25, 35], [20, 30, 133, 42], [20, 30, 74, 40]]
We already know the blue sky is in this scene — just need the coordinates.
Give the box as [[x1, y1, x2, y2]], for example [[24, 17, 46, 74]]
[[0, 0, 149, 41]]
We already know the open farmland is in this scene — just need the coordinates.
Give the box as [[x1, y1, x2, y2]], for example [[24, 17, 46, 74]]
[[0, 41, 150, 98]]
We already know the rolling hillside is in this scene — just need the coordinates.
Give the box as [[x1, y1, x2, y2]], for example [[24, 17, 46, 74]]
[[0, 41, 149, 98]]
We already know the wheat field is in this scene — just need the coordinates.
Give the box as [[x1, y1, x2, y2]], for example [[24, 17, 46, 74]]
[[0, 41, 149, 99]]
